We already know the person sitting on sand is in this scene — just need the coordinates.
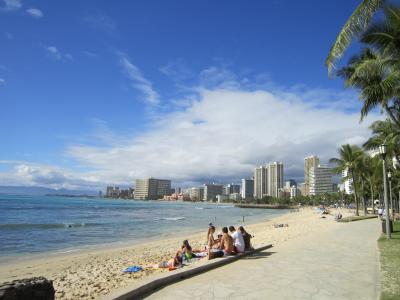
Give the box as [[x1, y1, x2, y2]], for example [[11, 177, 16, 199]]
[[148, 251, 182, 270], [229, 226, 245, 253], [181, 239, 203, 253], [238, 226, 253, 250], [207, 225, 220, 249], [219, 227, 235, 255], [334, 212, 343, 221]]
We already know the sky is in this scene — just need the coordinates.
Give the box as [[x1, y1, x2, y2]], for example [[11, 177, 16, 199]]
[[0, 0, 386, 190]]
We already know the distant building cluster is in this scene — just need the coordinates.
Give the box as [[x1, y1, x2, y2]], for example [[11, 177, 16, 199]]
[[103, 154, 340, 201], [105, 186, 134, 199]]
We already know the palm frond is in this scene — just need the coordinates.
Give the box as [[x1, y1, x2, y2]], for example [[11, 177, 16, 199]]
[[326, 0, 383, 74]]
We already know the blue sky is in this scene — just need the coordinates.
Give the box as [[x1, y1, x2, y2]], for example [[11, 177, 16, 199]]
[[0, 0, 385, 189]]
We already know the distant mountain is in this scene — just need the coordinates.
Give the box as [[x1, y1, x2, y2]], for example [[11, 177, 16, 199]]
[[0, 186, 98, 196]]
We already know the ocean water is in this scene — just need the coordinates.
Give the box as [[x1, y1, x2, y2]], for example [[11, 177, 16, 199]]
[[0, 195, 288, 257]]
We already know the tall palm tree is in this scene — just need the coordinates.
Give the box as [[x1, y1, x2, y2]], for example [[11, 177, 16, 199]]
[[326, 0, 384, 74], [330, 144, 364, 216], [361, 155, 382, 213]]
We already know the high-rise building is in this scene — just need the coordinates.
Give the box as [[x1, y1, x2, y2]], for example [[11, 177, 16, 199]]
[[290, 186, 300, 199], [304, 155, 320, 196], [106, 186, 114, 198], [134, 178, 171, 200], [203, 184, 223, 201], [254, 166, 268, 199], [299, 183, 306, 196], [309, 165, 333, 195], [341, 168, 353, 195], [284, 180, 296, 191], [267, 162, 284, 198], [188, 187, 204, 201], [224, 184, 240, 195], [105, 186, 120, 198], [241, 178, 254, 200]]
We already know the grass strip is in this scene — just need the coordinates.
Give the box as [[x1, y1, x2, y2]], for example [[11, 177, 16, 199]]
[[338, 215, 378, 222], [378, 221, 400, 300]]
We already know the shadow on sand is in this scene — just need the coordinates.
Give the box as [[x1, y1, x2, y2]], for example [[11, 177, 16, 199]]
[[243, 251, 276, 260]]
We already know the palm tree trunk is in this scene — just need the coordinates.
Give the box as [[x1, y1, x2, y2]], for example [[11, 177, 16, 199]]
[[351, 169, 359, 216], [362, 179, 367, 215], [370, 180, 374, 214]]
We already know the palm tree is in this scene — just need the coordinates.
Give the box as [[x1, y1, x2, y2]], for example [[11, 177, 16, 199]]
[[330, 144, 364, 216], [337, 49, 400, 126], [364, 119, 400, 163], [336, 5, 400, 126], [326, 0, 384, 74], [361, 155, 382, 214]]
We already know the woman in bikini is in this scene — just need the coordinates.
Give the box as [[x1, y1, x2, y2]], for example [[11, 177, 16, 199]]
[[207, 225, 220, 249]]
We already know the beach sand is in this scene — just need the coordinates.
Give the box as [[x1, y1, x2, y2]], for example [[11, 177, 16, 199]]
[[0, 207, 351, 299]]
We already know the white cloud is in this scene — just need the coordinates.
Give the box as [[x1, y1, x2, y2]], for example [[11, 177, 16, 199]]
[[0, 161, 105, 190], [44, 46, 73, 62], [118, 53, 160, 105], [0, 78, 5, 86], [83, 12, 116, 33], [26, 7, 43, 18], [0, 68, 382, 189], [160, 58, 194, 82], [64, 87, 380, 187], [82, 51, 99, 59], [1, 0, 21, 11]]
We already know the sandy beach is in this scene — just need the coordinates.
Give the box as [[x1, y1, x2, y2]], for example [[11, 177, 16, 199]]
[[0, 207, 351, 299]]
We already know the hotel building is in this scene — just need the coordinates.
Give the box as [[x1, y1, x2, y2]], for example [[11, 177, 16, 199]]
[[267, 162, 284, 198], [304, 155, 320, 196], [134, 178, 171, 200], [241, 178, 254, 200]]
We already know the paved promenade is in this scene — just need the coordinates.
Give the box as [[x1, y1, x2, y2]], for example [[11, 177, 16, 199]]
[[146, 218, 381, 300]]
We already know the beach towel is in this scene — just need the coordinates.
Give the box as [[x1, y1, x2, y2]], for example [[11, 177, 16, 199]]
[[122, 265, 143, 273]]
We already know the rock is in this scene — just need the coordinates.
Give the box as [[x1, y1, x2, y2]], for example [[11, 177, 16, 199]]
[[0, 277, 55, 300]]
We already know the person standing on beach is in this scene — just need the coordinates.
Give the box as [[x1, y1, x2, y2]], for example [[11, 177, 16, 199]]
[[229, 226, 245, 253]]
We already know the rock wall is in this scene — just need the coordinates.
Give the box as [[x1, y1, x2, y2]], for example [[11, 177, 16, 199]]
[[0, 277, 55, 300]]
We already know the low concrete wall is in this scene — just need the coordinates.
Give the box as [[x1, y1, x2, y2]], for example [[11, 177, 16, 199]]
[[105, 244, 273, 300]]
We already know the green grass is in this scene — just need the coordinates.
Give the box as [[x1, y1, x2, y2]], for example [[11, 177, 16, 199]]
[[379, 221, 400, 300], [337, 215, 378, 222]]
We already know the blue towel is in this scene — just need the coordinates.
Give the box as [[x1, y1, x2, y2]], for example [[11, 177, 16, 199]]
[[122, 266, 143, 273]]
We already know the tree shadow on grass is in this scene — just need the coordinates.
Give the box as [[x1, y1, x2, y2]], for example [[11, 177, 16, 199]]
[[242, 251, 276, 260]]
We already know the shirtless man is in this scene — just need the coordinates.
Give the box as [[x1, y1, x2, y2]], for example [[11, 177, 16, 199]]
[[219, 226, 234, 254]]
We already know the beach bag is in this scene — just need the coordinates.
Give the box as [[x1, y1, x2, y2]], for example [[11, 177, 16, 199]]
[[208, 249, 224, 259]]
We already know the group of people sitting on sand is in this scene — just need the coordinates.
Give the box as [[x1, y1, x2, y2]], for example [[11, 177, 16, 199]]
[[207, 224, 253, 259], [150, 224, 253, 270]]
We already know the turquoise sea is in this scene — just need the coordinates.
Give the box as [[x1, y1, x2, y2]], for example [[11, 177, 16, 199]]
[[0, 195, 288, 258]]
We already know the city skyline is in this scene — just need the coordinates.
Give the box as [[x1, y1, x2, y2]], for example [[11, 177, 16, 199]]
[[0, 1, 381, 190]]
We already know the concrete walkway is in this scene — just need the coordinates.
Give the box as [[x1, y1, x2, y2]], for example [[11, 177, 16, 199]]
[[146, 219, 381, 300]]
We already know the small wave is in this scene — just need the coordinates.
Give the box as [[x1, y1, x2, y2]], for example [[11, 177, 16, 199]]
[[195, 207, 204, 210], [0, 222, 99, 230], [216, 205, 235, 208], [161, 217, 185, 221]]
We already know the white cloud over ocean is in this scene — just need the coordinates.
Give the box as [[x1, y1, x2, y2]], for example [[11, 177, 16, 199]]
[[0, 66, 381, 190]]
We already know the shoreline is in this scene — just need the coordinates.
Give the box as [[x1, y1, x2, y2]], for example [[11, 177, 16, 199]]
[[0, 208, 290, 266], [0, 207, 351, 299]]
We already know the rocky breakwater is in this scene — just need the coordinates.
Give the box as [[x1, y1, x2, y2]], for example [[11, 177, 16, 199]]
[[0, 277, 55, 300]]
